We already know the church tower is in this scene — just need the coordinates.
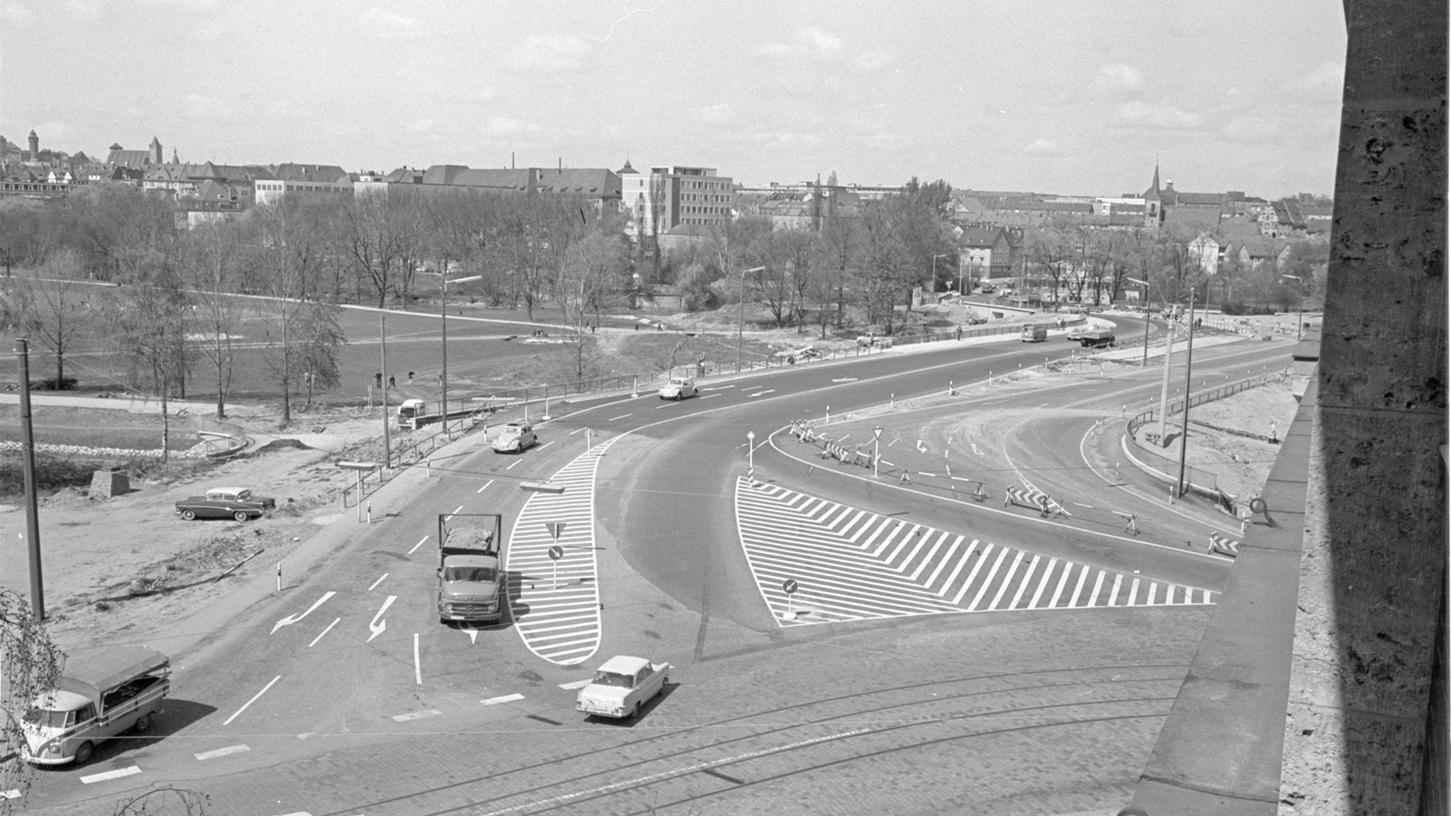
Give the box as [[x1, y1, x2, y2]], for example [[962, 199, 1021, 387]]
[[1142, 163, 1163, 230], [149, 136, 162, 166], [27, 129, 38, 160]]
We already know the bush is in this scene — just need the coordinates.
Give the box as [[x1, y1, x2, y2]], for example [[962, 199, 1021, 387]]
[[1219, 302, 1275, 316]]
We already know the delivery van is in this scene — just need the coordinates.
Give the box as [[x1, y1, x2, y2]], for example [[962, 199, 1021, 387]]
[[21, 646, 170, 766], [1020, 324, 1047, 342]]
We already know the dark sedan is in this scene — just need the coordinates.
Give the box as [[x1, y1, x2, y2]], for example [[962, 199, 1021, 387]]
[[175, 487, 276, 521]]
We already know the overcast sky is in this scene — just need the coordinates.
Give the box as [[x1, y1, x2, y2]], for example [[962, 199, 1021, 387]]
[[1, 0, 1347, 199]]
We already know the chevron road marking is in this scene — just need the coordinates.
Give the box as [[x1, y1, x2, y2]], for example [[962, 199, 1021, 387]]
[[735, 478, 1218, 627]]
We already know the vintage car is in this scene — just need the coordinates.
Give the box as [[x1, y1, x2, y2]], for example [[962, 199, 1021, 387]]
[[174, 487, 276, 522], [657, 377, 698, 400], [490, 421, 537, 454], [575, 655, 671, 720]]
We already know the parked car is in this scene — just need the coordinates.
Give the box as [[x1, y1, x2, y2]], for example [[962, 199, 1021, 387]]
[[491, 421, 537, 454], [575, 655, 671, 719], [174, 487, 276, 522], [657, 377, 698, 400]]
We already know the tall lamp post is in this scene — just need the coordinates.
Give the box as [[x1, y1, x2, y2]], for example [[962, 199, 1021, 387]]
[[1126, 276, 1151, 367], [735, 265, 766, 374], [1175, 285, 1199, 496], [439, 273, 482, 436], [1281, 273, 1305, 340], [872, 426, 883, 477]]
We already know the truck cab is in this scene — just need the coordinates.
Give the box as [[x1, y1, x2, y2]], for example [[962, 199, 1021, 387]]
[[1020, 324, 1047, 342], [437, 514, 505, 625], [397, 398, 427, 429]]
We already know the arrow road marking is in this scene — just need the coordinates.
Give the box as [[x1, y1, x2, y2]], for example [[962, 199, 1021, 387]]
[[368, 595, 397, 642], [271, 591, 336, 635]]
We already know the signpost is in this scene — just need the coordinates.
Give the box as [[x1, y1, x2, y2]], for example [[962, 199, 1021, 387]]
[[782, 578, 798, 619], [546, 522, 566, 588]]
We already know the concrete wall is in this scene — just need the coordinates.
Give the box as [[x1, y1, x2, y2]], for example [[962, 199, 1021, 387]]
[[1280, 0, 1448, 812]]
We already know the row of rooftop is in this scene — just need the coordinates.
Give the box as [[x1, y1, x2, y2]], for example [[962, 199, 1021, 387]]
[[0, 131, 1331, 261]]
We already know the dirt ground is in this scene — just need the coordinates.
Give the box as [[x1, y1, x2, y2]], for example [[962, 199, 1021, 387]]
[[0, 315, 1305, 656]]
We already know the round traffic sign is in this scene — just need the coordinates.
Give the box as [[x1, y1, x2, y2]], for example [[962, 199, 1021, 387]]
[[782, 578, 798, 595], [547, 546, 563, 561], [1248, 497, 1268, 514]]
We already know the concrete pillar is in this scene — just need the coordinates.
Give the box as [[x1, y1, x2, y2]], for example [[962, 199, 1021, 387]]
[[1280, 0, 1447, 811]]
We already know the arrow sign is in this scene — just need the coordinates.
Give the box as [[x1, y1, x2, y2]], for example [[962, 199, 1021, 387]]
[[271, 591, 336, 635], [367, 595, 397, 642], [782, 579, 799, 595], [547, 546, 564, 561]]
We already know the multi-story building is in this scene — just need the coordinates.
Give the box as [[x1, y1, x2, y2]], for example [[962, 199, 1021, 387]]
[[356, 164, 621, 217], [254, 163, 352, 206], [621, 164, 733, 238]]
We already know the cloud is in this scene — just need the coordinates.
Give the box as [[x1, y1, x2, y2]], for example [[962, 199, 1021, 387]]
[[749, 130, 824, 149], [0, 2, 34, 22], [184, 94, 237, 122], [490, 117, 542, 135], [500, 34, 589, 72], [407, 118, 436, 133], [1111, 100, 1206, 131], [797, 26, 842, 57], [1023, 139, 1064, 156], [853, 48, 890, 71], [1093, 63, 1145, 94], [692, 104, 733, 124], [1219, 116, 1280, 144], [360, 8, 421, 40], [1300, 61, 1344, 99]]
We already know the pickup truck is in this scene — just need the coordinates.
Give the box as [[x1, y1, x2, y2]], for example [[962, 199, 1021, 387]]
[[1068, 328, 1116, 348], [436, 513, 505, 625], [575, 655, 671, 719]]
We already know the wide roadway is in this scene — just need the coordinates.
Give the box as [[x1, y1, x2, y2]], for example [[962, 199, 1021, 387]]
[[26, 318, 1294, 815]]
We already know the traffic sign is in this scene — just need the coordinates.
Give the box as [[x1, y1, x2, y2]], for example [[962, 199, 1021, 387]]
[[782, 578, 798, 595], [547, 546, 563, 561], [545, 521, 566, 540]]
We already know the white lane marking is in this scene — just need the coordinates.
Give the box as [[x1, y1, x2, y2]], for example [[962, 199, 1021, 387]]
[[195, 744, 250, 761], [971, 443, 984, 456], [270, 591, 337, 635], [223, 675, 281, 726], [367, 595, 397, 642], [506, 459, 521, 470], [569, 427, 587, 435], [482, 693, 525, 705], [476, 478, 495, 493], [0, 789, 18, 800], [607, 413, 631, 422], [465, 627, 479, 645], [558, 679, 590, 690], [307, 618, 340, 648], [414, 633, 422, 685], [449, 505, 465, 517], [407, 536, 428, 555], [831, 377, 859, 383], [748, 390, 775, 397], [538, 441, 553, 451], [368, 573, 389, 591], [79, 765, 141, 784], [391, 708, 442, 722], [700, 393, 720, 399]]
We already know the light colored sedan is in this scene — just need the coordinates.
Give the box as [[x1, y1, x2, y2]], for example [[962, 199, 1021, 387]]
[[657, 377, 698, 400], [490, 422, 537, 453], [576, 655, 671, 719]]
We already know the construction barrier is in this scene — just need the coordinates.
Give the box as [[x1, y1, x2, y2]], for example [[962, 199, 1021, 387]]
[[1209, 531, 1240, 557]]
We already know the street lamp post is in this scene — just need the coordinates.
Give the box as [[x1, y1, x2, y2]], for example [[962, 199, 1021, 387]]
[[746, 430, 755, 476], [1281, 274, 1305, 340], [439, 273, 482, 437], [1176, 285, 1199, 495], [872, 426, 883, 477], [379, 310, 391, 467], [735, 266, 766, 374], [1126, 276, 1151, 367]]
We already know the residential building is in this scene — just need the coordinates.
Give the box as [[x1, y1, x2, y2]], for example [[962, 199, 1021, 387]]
[[621, 165, 734, 238], [357, 164, 621, 216], [955, 225, 1018, 281]]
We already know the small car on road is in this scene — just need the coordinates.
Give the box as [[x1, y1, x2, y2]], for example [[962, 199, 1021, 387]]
[[491, 421, 537, 454], [174, 487, 276, 522], [576, 655, 671, 719], [657, 377, 698, 400]]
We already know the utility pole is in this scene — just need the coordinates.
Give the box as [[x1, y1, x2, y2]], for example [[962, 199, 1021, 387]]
[[16, 338, 44, 620], [1156, 307, 1176, 446], [379, 310, 391, 467]]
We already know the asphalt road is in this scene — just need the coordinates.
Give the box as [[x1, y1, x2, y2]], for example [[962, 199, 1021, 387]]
[[21, 320, 1296, 816]]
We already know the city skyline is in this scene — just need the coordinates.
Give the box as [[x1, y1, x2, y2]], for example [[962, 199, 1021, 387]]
[[1, 1, 1347, 198]]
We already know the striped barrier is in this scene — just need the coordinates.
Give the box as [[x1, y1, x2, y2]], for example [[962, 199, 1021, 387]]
[[1004, 485, 1069, 518], [1209, 531, 1240, 557]]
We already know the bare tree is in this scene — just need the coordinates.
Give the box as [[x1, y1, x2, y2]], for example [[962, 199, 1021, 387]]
[[814, 210, 860, 333], [14, 249, 94, 387], [556, 230, 628, 380], [180, 221, 245, 418], [0, 589, 63, 815]]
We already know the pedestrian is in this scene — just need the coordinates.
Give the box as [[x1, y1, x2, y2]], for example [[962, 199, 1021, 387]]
[[408, 371, 415, 384], [375, 372, 383, 389], [388, 375, 396, 389]]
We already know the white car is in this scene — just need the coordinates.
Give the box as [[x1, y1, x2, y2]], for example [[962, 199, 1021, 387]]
[[575, 655, 671, 719], [657, 377, 698, 400], [490, 422, 537, 453]]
